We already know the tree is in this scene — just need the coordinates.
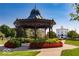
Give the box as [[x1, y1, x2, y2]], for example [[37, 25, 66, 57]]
[[0, 31, 5, 40], [0, 25, 16, 37], [69, 4, 79, 39], [10, 28, 16, 37], [67, 30, 79, 39], [47, 31, 56, 38], [0, 24, 11, 37], [70, 3, 79, 21]]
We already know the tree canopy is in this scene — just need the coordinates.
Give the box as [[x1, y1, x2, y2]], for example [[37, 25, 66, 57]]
[[67, 30, 79, 39], [0, 24, 16, 37], [70, 3, 79, 21], [47, 31, 57, 38]]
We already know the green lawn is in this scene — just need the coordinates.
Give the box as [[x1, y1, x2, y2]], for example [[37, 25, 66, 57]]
[[0, 50, 40, 56], [65, 39, 79, 46], [0, 39, 8, 44], [61, 48, 79, 56]]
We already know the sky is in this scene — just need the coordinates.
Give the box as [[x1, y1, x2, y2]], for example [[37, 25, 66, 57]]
[[0, 3, 79, 33]]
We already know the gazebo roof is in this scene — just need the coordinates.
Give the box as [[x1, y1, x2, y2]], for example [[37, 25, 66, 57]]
[[14, 8, 56, 28], [27, 8, 43, 19]]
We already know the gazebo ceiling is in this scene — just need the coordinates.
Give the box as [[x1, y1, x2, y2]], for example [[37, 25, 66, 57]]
[[14, 7, 56, 28]]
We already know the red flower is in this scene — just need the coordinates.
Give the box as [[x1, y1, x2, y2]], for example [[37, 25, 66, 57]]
[[30, 42, 63, 49]]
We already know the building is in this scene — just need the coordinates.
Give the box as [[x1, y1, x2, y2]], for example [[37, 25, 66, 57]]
[[56, 26, 68, 39]]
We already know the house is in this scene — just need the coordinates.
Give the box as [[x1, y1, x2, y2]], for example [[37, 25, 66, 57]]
[[56, 26, 68, 39]]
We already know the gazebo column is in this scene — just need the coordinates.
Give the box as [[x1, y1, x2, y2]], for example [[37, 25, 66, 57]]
[[34, 27, 37, 40], [16, 28, 21, 37], [16, 27, 20, 37], [45, 28, 46, 39], [49, 27, 52, 38], [23, 28, 26, 38], [49, 27, 50, 38]]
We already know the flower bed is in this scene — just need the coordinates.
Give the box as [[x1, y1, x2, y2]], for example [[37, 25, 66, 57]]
[[4, 40, 16, 48], [4, 38, 21, 48], [29, 42, 63, 49]]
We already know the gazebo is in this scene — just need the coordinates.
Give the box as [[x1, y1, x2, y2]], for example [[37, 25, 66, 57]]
[[14, 7, 56, 39]]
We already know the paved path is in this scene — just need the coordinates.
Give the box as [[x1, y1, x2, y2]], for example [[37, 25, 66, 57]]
[[37, 40, 79, 56], [0, 43, 30, 51]]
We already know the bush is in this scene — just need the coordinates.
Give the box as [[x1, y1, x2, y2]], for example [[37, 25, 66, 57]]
[[47, 31, 57, 38], [46, 38, 61, 43], [67, 30, 79, 39], [21, 38, 31, 43], [14, 40, 21, 47], [30, 38, 60, 43], [20, 38, 26, 43], [42, 42, 63, 48], [4, 40, 16, 48], [25, 38, 34, 43], [12, 38, 21, 47], [30, 42, 63, 49], [30, 38, 48, 43], [29, 38, 63, 49], [4, 38, 21, 48], [14, 38, 33, 43]]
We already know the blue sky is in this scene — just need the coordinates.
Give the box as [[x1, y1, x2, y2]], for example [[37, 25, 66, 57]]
[[0, 3, 79, 33]]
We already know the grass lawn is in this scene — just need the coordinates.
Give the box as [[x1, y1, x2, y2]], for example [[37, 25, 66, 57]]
[[61, 48, 79, 56], [0, 50, 40, 56], [0, 39, 8, 45], [65, 39, 79, 46]]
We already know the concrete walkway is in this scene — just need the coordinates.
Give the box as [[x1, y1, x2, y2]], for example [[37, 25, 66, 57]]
[[37, 40, 79, 56], [0, 43, 30, 51]]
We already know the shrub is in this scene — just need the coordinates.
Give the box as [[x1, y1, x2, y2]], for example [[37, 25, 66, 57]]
[[21, 38, 31, 43], [4, 38, 21, 48], [4, 40, 16, 48], [14, 40, 21, 47], [47, 31, 57, 38], [16, 38, 32, 43], [67, 30, 79, 39], [46, 38, 61, 43], [20, 38, 26, 43], [30, 42, 63, 49], [29, 38, 63, 49], [46, 39, 56, 43], [30, 38, 47, 43], [25, 38, 35, 43], [12, 38, 21, 47], [43, 42, 63, 48]]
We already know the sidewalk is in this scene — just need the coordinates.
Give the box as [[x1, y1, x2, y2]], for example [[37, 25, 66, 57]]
[[37, 40, 78, 56]]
